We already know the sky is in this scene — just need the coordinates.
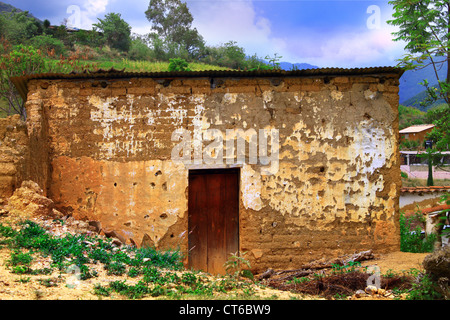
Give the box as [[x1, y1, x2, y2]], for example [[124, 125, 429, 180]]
[[3, 0, 407, 68]]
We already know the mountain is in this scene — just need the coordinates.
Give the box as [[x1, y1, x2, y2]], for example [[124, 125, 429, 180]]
[[401, 83, 446, 111], [398, 59, 447, 104], [279, 62, 319, 71], [0, 1, 41, 22]]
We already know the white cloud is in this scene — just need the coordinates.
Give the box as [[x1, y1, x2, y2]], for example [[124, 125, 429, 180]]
[[66, 0, 110, 29], [188, 1, 406, 67], [189, 0, 285, 57]]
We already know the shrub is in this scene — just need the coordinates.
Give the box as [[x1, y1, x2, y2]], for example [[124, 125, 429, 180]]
[[400, 211, 437, 253], [168, 58, 190, 72], [30, 35, 66, 56]]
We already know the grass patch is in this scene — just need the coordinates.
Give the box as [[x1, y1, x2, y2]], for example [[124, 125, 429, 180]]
[[0, 219, 183, 279], [1, 219, 259, 300]]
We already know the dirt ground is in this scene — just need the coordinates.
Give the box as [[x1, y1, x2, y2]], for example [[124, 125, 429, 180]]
[[0, 214, 431, 301]]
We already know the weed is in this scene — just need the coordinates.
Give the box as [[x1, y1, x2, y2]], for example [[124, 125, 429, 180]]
[[93, 284, 111, 297], [8, 250, 33, 267], [38, 277, 59, 287], [0, 220, 183, 283], [288, 277, 310, 284], [15, 277, 31, 283], [127, 267, 140, 278], [331, 261, 362, 274], [105, 261, 126, 276], [224, 251, 252, 279], [400, 211, 437, 252], [406, 273, 443, 300]]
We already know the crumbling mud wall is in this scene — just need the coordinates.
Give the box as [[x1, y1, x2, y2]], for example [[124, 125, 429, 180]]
[[22, 71, 402, 272], [0, 115, 29, 201]]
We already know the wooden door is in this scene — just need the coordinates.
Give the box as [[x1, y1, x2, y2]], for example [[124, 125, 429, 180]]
[[188, 169, 239, 275]]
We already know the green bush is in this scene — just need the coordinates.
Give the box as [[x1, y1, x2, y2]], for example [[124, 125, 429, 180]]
[[128, 39, 153, 61], [30, 35, 66, 56], [400, 211, 437, 252], [168, 58, 190, 72]]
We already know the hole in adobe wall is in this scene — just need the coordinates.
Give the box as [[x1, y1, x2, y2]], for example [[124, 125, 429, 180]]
[[170, 234, 174, 238], [101, 81, 108, 88], [324, 77, 330, 84], [114, 182, 117, 187], [155, 170, 162, 176], [160, 213, 168, 220], [162, 182, 167, 191], [270, 78, 283, 87], [210, 78, 224, 89], [379, 78, 385, 84], [320, 167, 325, 173], [150, 182, 156, 188], [156, 79, 172, 87]]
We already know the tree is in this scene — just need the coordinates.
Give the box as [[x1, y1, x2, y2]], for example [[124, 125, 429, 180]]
[[388, 0, 449, 153], [146, 0, 192, 41], [388, 0, 449, 102], [145, 0, 205, 60], [93, 13, 132, 52], [0, 10, 43, 44]]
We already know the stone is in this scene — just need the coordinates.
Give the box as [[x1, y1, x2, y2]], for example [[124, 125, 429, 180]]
[[377, 288, 386, 296], [365, 285, 378, 295], [141, 233, 155, 248], [102, 228, 127, 244], [354, 289, 367, 298], [88, 220, 102, 233], [423, 245, 450, 279], [6, 180, 55, 218]]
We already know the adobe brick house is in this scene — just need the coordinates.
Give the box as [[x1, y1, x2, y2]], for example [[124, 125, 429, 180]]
[[399, 124, 435, 143], [10, 67, 403, 274]]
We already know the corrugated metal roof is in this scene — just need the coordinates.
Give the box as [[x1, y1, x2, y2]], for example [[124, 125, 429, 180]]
[[10, 66, 404, 101], [399, 124, 435, 134]]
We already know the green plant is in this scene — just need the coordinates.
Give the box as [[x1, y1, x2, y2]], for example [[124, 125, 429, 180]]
[[264, 53, 282, 69], [8, 250, 33, 267], [168, 58, 190, 72], [331, 261, 362, 274], [127, 267, 140, 278], [288, 277, 310, 284], [400, 211, 437, 252], [93, 284, 111, 297], [104, 261, 126, 276], [223, 251, 252, 279], [406, 273, 443, 300]]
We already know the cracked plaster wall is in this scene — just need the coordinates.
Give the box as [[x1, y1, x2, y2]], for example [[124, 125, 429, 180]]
[[24, 74, 401, 271]]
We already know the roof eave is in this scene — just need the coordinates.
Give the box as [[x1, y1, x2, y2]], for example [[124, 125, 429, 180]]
[[10, 66, 405, 102]]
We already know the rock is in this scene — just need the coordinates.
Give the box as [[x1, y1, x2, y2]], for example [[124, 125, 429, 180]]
[[354, 289, 367, 298], [102, 228, 127, 244], [423, 245, 450, 279], [365, 285, 378, 295], [141, 233, 155, 248], [6, 180, 55, 218], [377, 288, 386, 296], [88, 220, 102, 233]]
